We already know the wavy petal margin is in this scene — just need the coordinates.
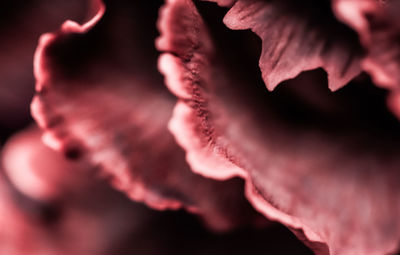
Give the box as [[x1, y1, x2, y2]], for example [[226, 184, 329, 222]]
[[157, 0, 400, 254], [31, 0, 261, 230], [0, 126, 312, 255], [2, 126, 90, 202], [223, 0, 363, 91], [333, 0, 400, 89], [0, 0, 93, 135], [0, 126, 161, 255]]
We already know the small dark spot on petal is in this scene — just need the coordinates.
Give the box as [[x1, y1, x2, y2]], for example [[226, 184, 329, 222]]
[[64, 146, 82, 160]]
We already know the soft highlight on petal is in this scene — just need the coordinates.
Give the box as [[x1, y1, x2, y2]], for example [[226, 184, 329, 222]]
[[223, 0, 363, 91], [0, 126, 161, 255], [333, 0, 400, 89], [0, 0, 94, 137], [2, 126, 89, 201], [32, 0, 261, 231], [157, 0, 400, 254]]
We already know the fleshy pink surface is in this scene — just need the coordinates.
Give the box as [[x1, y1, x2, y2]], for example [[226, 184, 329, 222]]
[[3, 127, 294, 255], [223, 0, 363, 91], [31, 0, 261, 231], [2, 126, 89, 201], [0, 126, 159, 255], [333, 0, 400, 89], [0, 0, 92, 134], [0, 179, 312, 255], [157, 0, 400, 254], [0, 0, 397, 254]]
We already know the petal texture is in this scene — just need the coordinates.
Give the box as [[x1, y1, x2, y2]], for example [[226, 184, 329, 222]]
[[0, 126, 160, 255], [333, 0, 400, 89], [31, 0, 260, 230], [157, 0, 400, 254], [0, 126, 312, 255], [223, 0, 363, 91], [0, 0, 93, 136]]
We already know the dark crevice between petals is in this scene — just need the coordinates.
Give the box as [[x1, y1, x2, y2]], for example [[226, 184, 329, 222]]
[[32, 0, 262, 231], [0, 0, 92, 140], [333, 0, 400, 90], [223, 0, 364, 91], [333, 0, 400, 120], [157, 0, 400, 254]]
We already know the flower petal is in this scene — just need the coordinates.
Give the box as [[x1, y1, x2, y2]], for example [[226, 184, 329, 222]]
[[333, 0, 400, 89], [0, 0, 94, 135], [31, 0, 260, 230], [2, 126, 90, 201], [223, 0, 363, 91], [0, 126, 312, 255], [157, 0, 400, 254], [0, 126, 158, 255]]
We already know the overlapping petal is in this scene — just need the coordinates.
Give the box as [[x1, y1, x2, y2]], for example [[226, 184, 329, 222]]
[[0, 0, 93, 137], [157, 0, 400, 254], [2, 126, 89, 201], [333, 0, 400, 89], [223, 0, 363, 91], [0, 126, 157, 255], [31, 0, 261, 230]]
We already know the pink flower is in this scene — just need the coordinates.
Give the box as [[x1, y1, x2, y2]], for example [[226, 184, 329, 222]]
[[1, 0, 400, 254], [157, 0, 400, 254]]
